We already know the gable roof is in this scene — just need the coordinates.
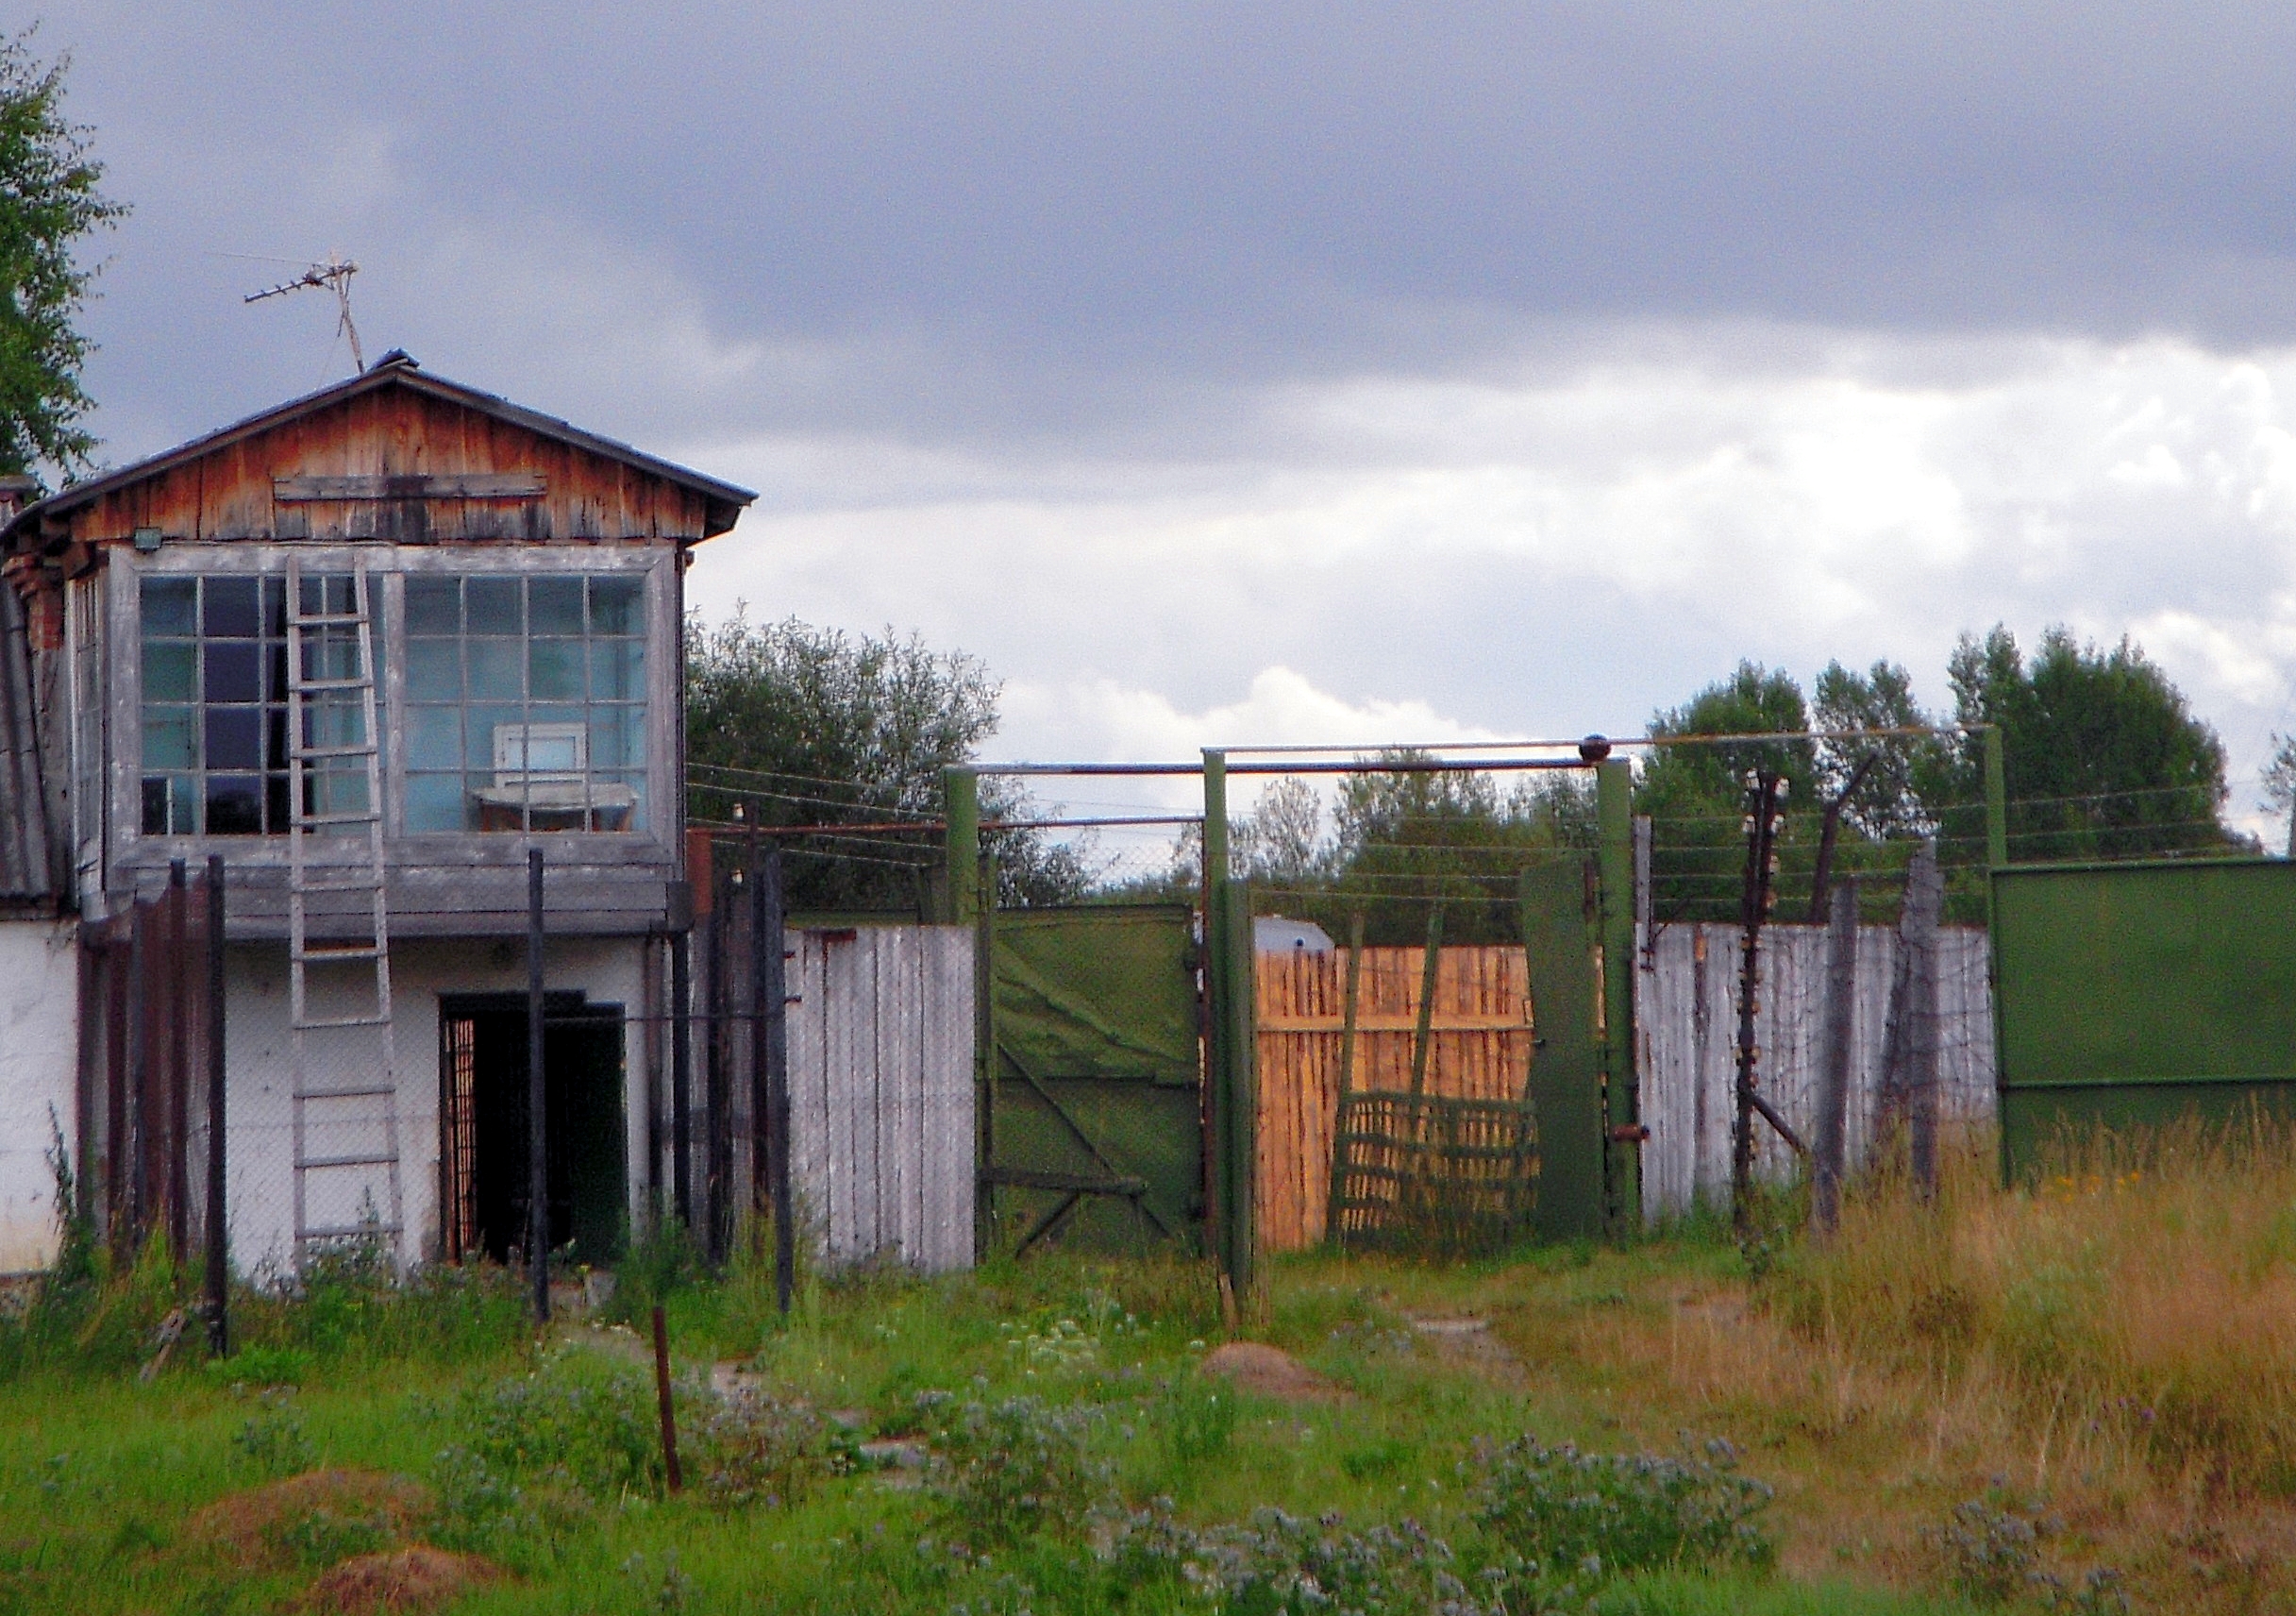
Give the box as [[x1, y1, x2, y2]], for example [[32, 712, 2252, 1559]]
[[2, 351, 757, 554]]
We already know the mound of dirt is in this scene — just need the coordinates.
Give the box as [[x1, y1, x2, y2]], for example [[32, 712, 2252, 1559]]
[[300, 1546, 499, 1614], [1200, 1341, 1349, 1403], [187, 1470, 433, 1567]]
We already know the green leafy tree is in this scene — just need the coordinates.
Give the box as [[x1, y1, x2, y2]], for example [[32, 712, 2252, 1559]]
[[683, 612, 1092, 912], [0, 31, 124, 480], [1937, 625, 2232, 864], [1634, 663, 1816, 923], [2263, 732, 2296, 859]]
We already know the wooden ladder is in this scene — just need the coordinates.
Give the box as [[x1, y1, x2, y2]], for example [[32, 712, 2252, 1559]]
[[284, 556, 404, 1271]]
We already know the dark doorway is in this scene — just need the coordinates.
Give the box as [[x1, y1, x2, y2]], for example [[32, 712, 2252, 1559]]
[[439, 991, 628, 1267]]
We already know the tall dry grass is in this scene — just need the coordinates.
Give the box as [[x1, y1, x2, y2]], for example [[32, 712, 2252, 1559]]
[[1774, 1115, 2296, 1499]]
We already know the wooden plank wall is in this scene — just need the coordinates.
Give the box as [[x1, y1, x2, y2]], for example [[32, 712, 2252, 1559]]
[[785, 924, 976, 1273], [1636, 922, 1996, 1219], [1255, 946, 1533, 1253]]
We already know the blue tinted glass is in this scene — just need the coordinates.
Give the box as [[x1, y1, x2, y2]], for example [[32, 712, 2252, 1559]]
[[142, 643, 195, 702], [466, 640, 523, 700], [142, 579, 196, 636], [466, 705, 524, 772], [589, 705, 644, 768], [588, 576, 644, 634], [205, 708, 262, 769], [405, 773, 466, 832], [528, 640, 582, 700], [466, 578, 521, 634], [408, 706, 461, 770], [407, 638, 460, 700], [203, 577, 260, 637], [529, 577, 583, 635], [205, 642, 260, 702], [406, 576, 460, 634], [592, 640, 646, 700], [142, 710, 196, 770]]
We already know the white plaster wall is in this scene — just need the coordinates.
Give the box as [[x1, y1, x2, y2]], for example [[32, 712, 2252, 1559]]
[[0, 920, 80, 1273], [219, 935, 645, 1276]]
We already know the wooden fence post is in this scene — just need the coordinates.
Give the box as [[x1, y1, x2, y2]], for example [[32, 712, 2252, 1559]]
[[1812, 878, 1857, 1234], [1903, 843, 1943, 1198], [205, 855, 228, 1355], [528, 847, 549, 1322]]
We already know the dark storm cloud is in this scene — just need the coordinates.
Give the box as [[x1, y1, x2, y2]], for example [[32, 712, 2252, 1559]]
[[42, 0, 2296, 454]]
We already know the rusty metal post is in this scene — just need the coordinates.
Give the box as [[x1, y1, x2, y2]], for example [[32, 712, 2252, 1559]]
[[761, 845, 793, 1316], [1812, 878, 1857, 1235]]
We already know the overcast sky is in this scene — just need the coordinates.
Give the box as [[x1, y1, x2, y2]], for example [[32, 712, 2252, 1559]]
[[37, 2, 2296, 836]]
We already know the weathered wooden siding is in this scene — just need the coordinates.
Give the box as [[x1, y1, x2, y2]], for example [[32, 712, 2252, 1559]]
[[1635, 922, 1995, 1218], [1255, 946, 1533, 1253], [55, 388, 713, 547], [785, 925, 975, 1273]]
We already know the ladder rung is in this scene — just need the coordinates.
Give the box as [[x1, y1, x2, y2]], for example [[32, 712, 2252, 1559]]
[[296, 1084, 398, 1100], [290, 612, 369, 627], [297, 1153, 400, 1170], [291, 743, 377, 760], [297, 809, 381, 826], [292, 677, 374, 693], [294, 943, 383, 961], [293, 1015, 393, 1031], [300, 1223, 405, 1241]]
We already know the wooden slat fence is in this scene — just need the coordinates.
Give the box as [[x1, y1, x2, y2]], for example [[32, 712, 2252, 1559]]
[[1255, 946, 1534, 1253]]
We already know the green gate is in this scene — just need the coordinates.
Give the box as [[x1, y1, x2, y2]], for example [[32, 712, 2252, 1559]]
[[1994, 857, 2296, 1175], [979, 903, 1204, 1255]]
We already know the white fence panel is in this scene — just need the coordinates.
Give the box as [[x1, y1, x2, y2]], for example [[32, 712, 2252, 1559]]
[[786, 924, 975, 1272], [1636, 922, 1993, 1219]]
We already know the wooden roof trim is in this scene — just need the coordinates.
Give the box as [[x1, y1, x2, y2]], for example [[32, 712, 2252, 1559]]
[[1, 353, 758, 554]]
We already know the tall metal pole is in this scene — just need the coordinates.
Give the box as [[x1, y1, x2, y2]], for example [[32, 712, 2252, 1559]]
[[167, 859, 189, 1254], [204, 855, 228, 1356], [1732, 772, 1784, 1237], [528, 847, 548, 1323], [762, 846, 793, 1315], [1812, 877, 1857, 1235], [1596, 758, 1639, 1234], [944, 766, 979, 927], [746, 800, 765, 1251]]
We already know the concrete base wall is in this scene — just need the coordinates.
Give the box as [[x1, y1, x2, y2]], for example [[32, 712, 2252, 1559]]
[[216, 934, 645, 1276], [0, 920, 80, 1273]]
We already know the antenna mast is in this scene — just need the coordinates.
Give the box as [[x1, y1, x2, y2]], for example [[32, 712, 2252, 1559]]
[[244, 254, 364, 372]]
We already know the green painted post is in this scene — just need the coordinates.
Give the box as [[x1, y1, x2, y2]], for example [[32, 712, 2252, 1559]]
[[1202, 750, 1229, 891], [1983, 726, 2008, 871], [944, 767, 979, 926], [1218, 876, 1258, 1320], [1596, 759, 1639, 1237]]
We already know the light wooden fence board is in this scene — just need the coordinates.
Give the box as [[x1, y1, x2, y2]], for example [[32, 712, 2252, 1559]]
[[1255, 946, 1534, 1253], [1635, 922, 1994, 1219], [785, 924, 975, 1272]]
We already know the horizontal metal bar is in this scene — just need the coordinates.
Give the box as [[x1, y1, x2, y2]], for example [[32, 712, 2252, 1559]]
[[296, 1153, 399, 1170]]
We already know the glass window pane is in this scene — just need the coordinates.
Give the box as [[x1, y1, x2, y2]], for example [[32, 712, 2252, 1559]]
[[203, 577, 260, 638], [142, 642, 195, 702], [528, 639, 583, 700], [206, 775, 262, 834], [205, 641, 261, 703], [406, 576, 461, 634], [262, 576, 286, 635], [613, 773, 647, 832], [467, 639, 523, 700], [467, 705, 524, 773], [205, 707, 263, 770], [588, 639, 645, 700], [466, 577, 521, 635], [266, 708, 290, 771], [589, 705, 644, 768], [266, 773, 290, 833], [470, 769, 517, 832], [408, 705, 461, 770], [406, 773, 466, 832], [142, 709, 196, 770], [407, 638, 460, 700], [142, 578, 196, 636], [588, 576, 644, 635], [529, 577, 583, 635]]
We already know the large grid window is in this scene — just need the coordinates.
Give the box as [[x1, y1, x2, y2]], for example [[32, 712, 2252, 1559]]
[[403, 574, 647, 833], [140, 574, 376, 835]]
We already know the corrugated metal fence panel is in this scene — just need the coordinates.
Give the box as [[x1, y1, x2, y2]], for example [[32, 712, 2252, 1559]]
[[1637, 922, 1994, 1218], [786, 923, 976, 1273]]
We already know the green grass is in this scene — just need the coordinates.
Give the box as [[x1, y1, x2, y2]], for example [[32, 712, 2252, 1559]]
[[0, 1231, 1997, 1616]]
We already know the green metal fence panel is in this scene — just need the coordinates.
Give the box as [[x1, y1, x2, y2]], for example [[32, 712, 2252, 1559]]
[[1993, 857, 2296, 1174], [1518, 861, 1605, 1240], [982, 903, 1203, 1254]]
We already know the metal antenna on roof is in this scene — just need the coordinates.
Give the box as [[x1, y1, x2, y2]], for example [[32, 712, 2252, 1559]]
[[243, 253, 365, 372]]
